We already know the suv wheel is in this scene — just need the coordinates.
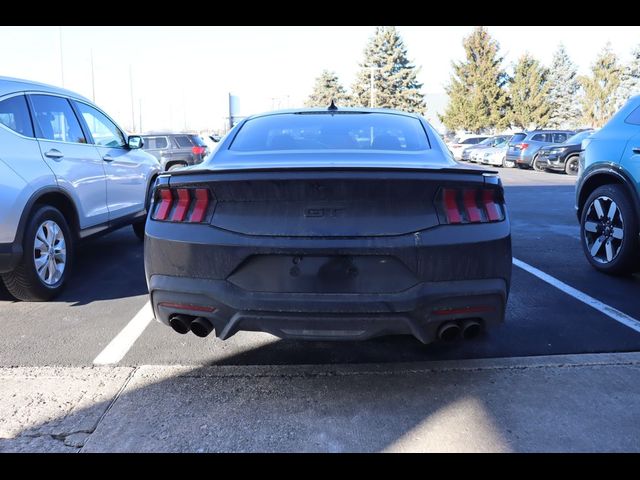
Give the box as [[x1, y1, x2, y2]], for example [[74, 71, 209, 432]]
[[565, 155, 579, 175], [502, 156, 515, 168], [532, 155, 545, 172], [580, 185, 640, 275], [168, 163, 187, 171], [1, 206, 74, 301]]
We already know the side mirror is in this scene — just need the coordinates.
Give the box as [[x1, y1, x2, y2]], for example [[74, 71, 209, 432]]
[[128, 135, 144, 149]]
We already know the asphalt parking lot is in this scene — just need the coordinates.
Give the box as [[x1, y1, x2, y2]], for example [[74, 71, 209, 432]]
[[2, 166, 640, 368], [3, 165, 640, 453]]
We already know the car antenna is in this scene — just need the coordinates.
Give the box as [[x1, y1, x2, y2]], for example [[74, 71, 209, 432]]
[[328, 99, 338, 111]]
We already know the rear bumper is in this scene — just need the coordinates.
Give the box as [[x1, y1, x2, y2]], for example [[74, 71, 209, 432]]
[[149, 274, 507, 343], [145, 220, 512, 343], [0, 242, 22, 274]]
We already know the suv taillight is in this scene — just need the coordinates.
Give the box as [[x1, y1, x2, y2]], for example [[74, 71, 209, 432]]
[[436, 188, 505, 224], [516, 143, 529, 150], [151, 187, 211, 223], [192, 146, 206, 155]]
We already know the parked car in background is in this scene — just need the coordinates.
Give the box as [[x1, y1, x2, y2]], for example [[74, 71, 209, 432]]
[[536, 130, 595, 175], [145, 107, 512, 345], [505, 130, 575, 170], [141, 133, 209, 171], [0, 76, 161, 301], [448, 134, 489, 161], [576, 96, 640, 275], [480, 139, 512, 167], [466, 135, 511, 163]]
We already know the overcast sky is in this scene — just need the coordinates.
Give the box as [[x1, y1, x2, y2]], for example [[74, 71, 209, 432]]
[[1, 26, 638, 132]]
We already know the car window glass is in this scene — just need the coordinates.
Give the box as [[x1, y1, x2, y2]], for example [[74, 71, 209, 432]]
[[509, 133, 526, 144], [625, 105, 640, 125], [531, 133, 547, 142], [230, 113, 430, 151], [175, 136, 193, 148], [553, 133, 568, 143], [156, 137, 168, 149], [0, 95, 34, 137], [74, 102, 125, 148], [30, 95, 86, 143]]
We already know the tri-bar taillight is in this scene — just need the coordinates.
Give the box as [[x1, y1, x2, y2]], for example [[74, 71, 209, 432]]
[[436, 187, 505, 224], [152, 187, 211, 223]]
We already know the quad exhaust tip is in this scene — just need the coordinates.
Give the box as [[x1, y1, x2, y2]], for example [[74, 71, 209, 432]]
[[461, 319, 482, 340], [169, 314, 192, 335], [437, 322, 461, 342], [190, 317, 214, 338]]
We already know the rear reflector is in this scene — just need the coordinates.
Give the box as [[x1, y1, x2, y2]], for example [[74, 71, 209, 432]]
[[436, 187, 505, 225], [158, 302, 216, 313], [432, 305, 495, 316], [152, 187, 211, 223]]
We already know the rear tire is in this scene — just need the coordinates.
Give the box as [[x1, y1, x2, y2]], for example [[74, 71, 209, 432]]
[[1, 206, 74, 301], [565, 155, 579, 176], [580, 184, 640, 275], [502, 156, 515, 168], [532, 155, 545, 172], [132, 220, 145, 241]]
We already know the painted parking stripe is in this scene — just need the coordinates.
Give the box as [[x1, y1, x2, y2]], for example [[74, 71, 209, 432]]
[[513, 257, 640, 333], [93, 301, 153, 365]]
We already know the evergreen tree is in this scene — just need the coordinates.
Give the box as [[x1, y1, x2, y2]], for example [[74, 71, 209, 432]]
[[546, 44, 582, 128], [351, 26, 426, 114], [440, 26, 510, 133], [305, 70, 351, 108], [617, 44, 640, 107], [508, 53, 551, 130], [580, 44, 624, 128]]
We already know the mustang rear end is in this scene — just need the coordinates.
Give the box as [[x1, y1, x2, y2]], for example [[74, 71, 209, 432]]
[[144, 108, 511, 344]]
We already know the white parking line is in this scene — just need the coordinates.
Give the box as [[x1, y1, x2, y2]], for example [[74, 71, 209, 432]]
[[513, 257, 640, 333], [93, 301, 153, 365]]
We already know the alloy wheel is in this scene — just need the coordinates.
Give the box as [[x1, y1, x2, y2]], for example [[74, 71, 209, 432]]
[[33, 220, 67, 285], [583, 196, 624, 264]]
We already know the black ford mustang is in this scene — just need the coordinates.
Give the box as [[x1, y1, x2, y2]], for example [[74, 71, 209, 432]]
[[144, 107, 512, 344]]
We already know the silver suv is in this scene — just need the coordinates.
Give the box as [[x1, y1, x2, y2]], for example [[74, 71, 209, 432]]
[[141, 133, 209, 171], [0, 77, 161, 301]]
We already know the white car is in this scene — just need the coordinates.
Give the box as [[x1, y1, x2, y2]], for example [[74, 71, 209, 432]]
[[480, 145, 510, 167], [447, 135, 489, 161]]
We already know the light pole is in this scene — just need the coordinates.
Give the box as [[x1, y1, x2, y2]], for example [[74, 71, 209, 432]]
[[129, 65, 135, 132], [90, 49, 95, 102], [58, 27, 65, 87], [366, 65, 380, 108]]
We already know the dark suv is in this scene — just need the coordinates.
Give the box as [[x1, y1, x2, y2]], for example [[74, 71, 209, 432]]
[[505, 130, 575, 170], [141, 133, 209, 171]]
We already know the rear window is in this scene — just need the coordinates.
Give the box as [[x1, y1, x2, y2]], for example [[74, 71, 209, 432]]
[[143, 136, 168, 149], [509, 133, 527, 144], [174, 135, 193, 148], [189, 135, 207, 147], [462, 137, 485, 145], [229, 112, 430, 151], [0, 95, 34, 137]]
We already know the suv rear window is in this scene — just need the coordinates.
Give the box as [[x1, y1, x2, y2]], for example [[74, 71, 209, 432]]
[[189, 135, 207, 147], [230, 112, 430, 151], [174, 135, 193, 148], [0, 95, 34, 137], [509, 133, 527, 144]]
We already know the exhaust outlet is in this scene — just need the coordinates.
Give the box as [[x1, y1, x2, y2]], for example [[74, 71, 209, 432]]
[[437, 322, 461, 342], [461, 319, 482, 339], [191, 317, 214, 338], [169, 314, 192, 335]]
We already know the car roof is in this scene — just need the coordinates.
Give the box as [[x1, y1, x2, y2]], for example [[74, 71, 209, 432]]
[[142, 132, 199, 137], [0, 76, 91, 102], [244, 107, 423, 121]]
